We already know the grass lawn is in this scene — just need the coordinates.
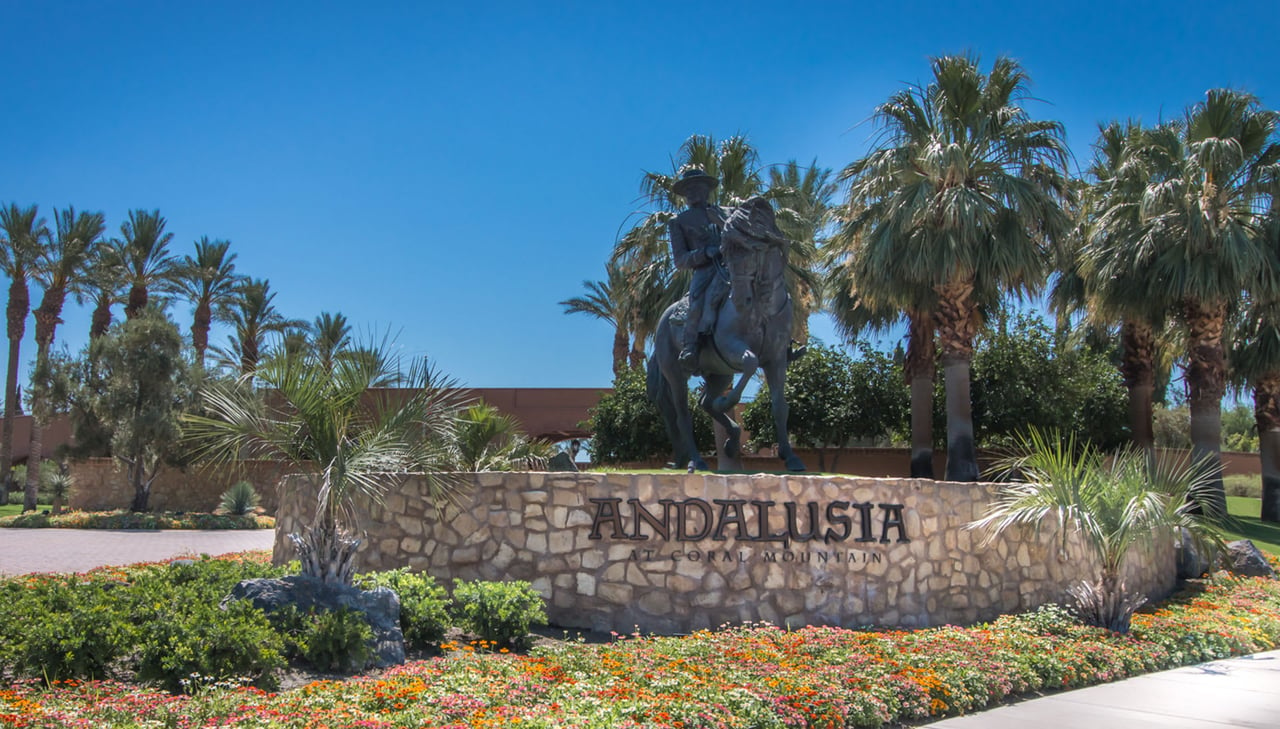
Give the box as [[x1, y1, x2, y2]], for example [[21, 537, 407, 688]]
[[0, 502, 51, 518], [1226, 496, 1280, 555]]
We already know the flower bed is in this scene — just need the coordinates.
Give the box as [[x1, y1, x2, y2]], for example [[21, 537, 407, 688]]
[[0, 509, 273, 530], [2, 557, 1278, 728]]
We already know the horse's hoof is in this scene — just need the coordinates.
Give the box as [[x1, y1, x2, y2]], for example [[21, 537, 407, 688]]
[[783, 454, 806, 472]]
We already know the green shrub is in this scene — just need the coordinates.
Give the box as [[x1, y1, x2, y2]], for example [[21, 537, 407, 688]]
[[1224, 474, 1261, 499], [451, 579, 547, 648], [135, 598, 285, 693], [301, 608, 374, 672], [0, 577, 131, 681], [219, 480, 260, 515], [357, 568, 451, 650]]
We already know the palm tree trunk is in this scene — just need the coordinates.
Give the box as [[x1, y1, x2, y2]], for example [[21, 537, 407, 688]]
[[1254, 373, 1280, 523], [1183, 300, 1227, 515], [905, 311, 935, 479], [1120, 319, 1156, 453], [25, 298, 62, 512], [934, 280, 980, 482], [0, 278, 29, 495], [91, 293, 112, 338], [192, 301, 212, 368], [126, 284, 147, 319], [612, 326, 629, 376]]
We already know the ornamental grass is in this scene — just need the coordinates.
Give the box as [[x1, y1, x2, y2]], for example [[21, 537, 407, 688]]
[[2, 556, 1278, 728]]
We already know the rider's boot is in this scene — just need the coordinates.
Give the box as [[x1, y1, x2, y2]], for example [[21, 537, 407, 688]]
[[680, 303, 703, 371]]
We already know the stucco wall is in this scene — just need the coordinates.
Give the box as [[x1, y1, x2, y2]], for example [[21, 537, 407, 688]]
[[273, 472, 1176, 635], [67, 459, 292, 513]]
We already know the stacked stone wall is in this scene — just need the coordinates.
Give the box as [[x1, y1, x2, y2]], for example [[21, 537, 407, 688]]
[[67, 459, 291, 514], [273, 472, 1176, 634]]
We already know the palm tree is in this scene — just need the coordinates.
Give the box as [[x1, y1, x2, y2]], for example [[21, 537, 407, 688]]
[[222, 278, 303, 379], [836, 55, 1072, 481], [309, 311, 353, 372], [1229, 296, 1280, 522], [1100, 90, 1279, 508], [183, 346, 468, 585], [766, 159, 836, 340], [973, 429, 1223, 632], [80, 243, 126, 340], [24, 207, 106, 510], [173, 237, 243, 368], [0, 204, 48, 495], [117, 209, 176, 319], [1072, 121, 1181, 453], [560, 261, 634, 376], [826, 250, 939, 478], [452, 403, 555, 471]]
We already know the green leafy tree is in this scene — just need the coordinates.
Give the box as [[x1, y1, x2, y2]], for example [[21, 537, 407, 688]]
[[835, 54, 1072, 481], [0, 203, 48, 495], [183, 345, 467, 585], [743, 342, 907, 470], [586, 366, 712, 465], [89, 311, 192, 511], [970, 313, 1128, 451]]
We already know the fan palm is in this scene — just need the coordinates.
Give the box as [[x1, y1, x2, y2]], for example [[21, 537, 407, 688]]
[[173, 237, 243, 368], [23, 207, 106, 510], [1072, 121, 1181, 453], [837, 55, 1072, 481], [826, 248, 938, 478], [182, 347, 468, 585], [973, 428, 1224, 632], [766, 159, 836, 340], [1098, 90, 1280, 507], [117, 209, 177, 319], [0, 204, 48, 495], [1229, 295, 1280, 522]]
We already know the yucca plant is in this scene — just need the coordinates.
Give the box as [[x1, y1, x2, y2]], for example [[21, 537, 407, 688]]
[[971, 428, 1226, 632], [183, 343, 468, 586], [46, 471, 73, 516], [218, 480, 260, 516]]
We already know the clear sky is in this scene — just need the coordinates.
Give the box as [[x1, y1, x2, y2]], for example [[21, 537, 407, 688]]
[[3, 0, 1276, 389]]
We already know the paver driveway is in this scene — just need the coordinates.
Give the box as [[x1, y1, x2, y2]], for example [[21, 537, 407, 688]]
[[0, 528, 275, 576]]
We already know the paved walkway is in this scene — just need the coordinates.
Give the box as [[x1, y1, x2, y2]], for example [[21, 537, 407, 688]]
[[0, 528, 275, 576], [921, 649, 1280, 728]]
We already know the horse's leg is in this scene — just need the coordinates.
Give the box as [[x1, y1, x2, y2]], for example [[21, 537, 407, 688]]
[[712, 349, 757, 414], [764, 359, 806, 472], [700, 373, 742, 458], [666, 367, 708, 472]]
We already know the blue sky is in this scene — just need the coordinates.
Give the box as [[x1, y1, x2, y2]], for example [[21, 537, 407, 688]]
[[3, 0, 1277, 389]]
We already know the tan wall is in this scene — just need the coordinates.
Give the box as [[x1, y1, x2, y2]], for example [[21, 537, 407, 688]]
[[67, 459, 294, 513], [273, 472, 1175, 635], [625, 447, 1265, 479]]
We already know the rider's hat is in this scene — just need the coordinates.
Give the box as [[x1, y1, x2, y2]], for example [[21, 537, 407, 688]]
[[672, 168, 720, 197]]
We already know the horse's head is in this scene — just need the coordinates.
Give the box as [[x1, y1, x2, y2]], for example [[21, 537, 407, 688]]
[[722, 196, 787, 314]]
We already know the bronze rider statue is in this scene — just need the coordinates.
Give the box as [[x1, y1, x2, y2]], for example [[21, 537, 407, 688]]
[[668, 168, 727, 371]]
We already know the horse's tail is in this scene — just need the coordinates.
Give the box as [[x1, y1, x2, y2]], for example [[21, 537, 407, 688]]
[[646, 351, 665, 406]]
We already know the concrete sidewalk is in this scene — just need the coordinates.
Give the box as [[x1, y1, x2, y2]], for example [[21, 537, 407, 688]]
[[0, 528, 275, 576], [921, 649, 1280, 728]]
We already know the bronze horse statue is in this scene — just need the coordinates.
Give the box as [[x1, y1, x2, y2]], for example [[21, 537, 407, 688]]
[[647, 196, 806, 472]]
